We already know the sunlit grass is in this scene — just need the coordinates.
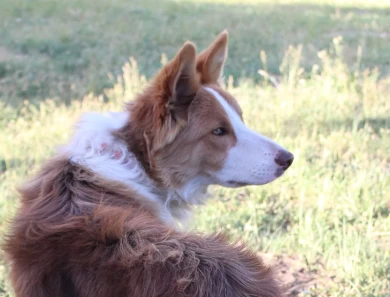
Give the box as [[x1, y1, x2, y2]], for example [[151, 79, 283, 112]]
[[195, 39, 390, 296]]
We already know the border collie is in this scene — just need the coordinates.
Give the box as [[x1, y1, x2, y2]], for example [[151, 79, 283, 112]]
[[4, 31, 293, 297]]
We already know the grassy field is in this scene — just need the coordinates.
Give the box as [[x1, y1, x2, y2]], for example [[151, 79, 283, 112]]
[[1, 0, 390, 296]]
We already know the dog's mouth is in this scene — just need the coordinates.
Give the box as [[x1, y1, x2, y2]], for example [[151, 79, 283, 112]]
[[275, 166, 289, 178], [225, 166, 291, 187], [226, 180, 249, 187], [275, 167, 284, 178]]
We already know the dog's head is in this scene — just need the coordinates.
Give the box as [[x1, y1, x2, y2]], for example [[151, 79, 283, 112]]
[[127, 31, 293, 193]]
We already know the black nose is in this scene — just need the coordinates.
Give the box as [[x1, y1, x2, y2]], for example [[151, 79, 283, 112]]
[[275, 150, 294, 169]]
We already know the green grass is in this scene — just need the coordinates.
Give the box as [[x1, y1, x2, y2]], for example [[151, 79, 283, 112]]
[[1, 0, 390, 296], [1, 0, 390, 106]]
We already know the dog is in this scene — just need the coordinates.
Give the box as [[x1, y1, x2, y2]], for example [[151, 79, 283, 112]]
[[4, 31, 293, 297]]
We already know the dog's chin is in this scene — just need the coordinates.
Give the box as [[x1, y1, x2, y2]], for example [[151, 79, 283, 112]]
[[217, 168, 289, 188], [223, 178, 276, 188]]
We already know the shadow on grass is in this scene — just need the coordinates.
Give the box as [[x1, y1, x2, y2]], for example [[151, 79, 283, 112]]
[[0, 158, 34, 174], [326, 117, 390, 133]]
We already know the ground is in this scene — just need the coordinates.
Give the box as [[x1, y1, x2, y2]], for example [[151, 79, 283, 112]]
[[0, 0, 389, 296]]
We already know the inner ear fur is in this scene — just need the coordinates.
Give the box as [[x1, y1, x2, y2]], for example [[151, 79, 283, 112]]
[[150, 42, 200, 151], [196, 30, 228, 84], [164, 42, 200, 123]]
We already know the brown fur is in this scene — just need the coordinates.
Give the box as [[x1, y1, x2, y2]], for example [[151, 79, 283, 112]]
[[5, 155, 282, 297], [4, 31, 284, 297]]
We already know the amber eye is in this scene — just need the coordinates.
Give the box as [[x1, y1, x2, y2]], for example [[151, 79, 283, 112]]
[[212, 127, 227, 136]]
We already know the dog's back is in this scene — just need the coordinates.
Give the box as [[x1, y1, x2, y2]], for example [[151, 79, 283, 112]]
[[5, 156, 281, 297]]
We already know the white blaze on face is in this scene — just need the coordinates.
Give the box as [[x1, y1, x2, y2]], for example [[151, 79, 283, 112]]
[[204, 87, 289, 187]]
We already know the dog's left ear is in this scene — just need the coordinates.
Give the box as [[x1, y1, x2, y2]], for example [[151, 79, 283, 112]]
[[196, 30, 228, 84]]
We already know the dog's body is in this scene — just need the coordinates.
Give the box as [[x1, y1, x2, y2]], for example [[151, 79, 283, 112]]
[[4, 32, 293, 297]]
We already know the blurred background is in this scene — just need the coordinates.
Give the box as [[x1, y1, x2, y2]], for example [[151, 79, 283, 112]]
[[0, 0, 389, 296]]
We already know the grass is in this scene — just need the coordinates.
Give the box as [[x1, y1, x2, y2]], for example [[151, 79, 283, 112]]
[[1, 0, 390, 106], [1, 0, 390, 296]]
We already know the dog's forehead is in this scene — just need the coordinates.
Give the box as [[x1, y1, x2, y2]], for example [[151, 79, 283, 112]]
[[191, 86, 243, 120], [211, 87, 243, 120]]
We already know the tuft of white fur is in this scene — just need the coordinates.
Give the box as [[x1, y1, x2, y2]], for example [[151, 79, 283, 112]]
[[64, 112, 176, 224], [63, 111, 210, 226]]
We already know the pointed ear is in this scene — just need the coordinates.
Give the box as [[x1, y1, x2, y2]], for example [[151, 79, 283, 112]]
[[169, 42, 199, 121], [149, 42, 199, 150], [157, 41, 199, 124], [196, 30, 228, 84]]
